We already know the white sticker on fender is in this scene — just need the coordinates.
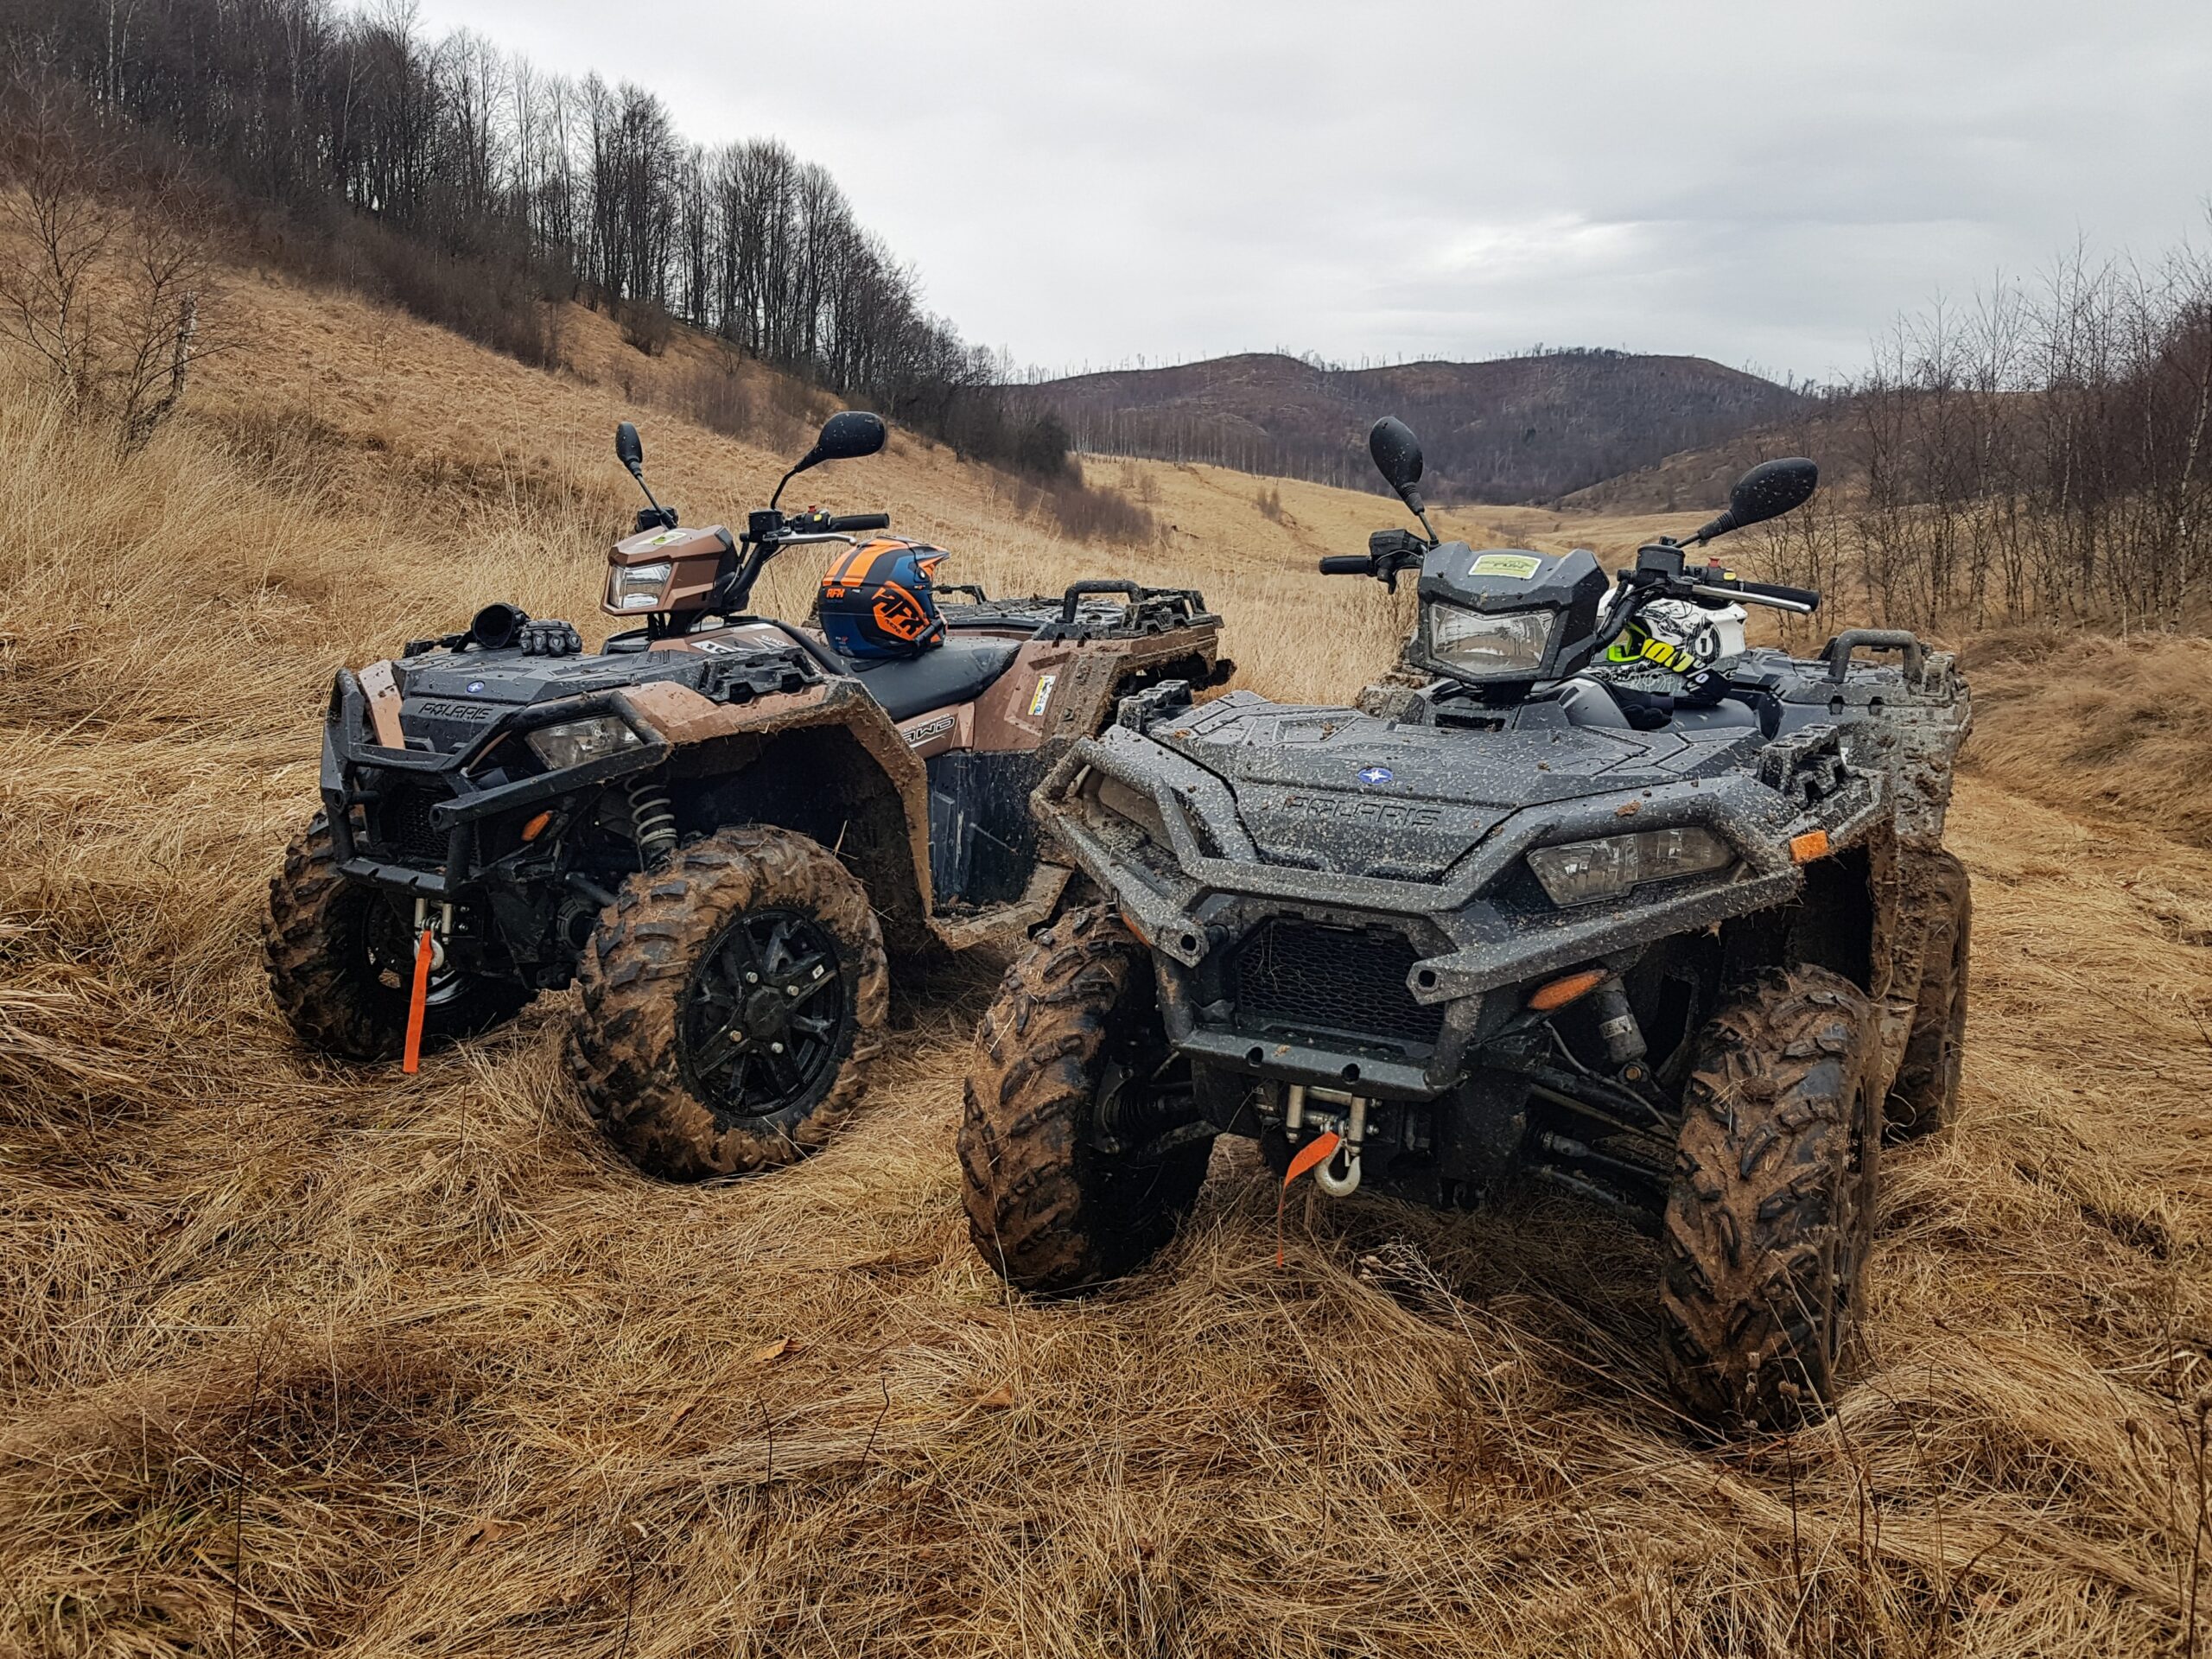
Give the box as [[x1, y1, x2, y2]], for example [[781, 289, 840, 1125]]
[[902, 713, 955, 747], [1028, 673, 1058, 717]]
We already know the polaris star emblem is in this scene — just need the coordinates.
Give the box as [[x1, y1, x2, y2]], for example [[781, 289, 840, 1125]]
[[1358, 766, 1394, 785], [466, 680, 485, 694]]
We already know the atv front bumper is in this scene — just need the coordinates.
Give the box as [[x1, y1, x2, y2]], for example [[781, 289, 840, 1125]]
[[318, 669, 668, 897], [1040, 730, 1887, 1102]]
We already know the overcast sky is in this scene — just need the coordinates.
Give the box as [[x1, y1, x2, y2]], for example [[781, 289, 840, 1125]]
[[414, 0, 2212, 384]]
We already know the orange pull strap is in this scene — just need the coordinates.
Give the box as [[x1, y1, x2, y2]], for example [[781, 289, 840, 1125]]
[[1276, 1131, 1343, 1267], [402, 927, 434, 1074]]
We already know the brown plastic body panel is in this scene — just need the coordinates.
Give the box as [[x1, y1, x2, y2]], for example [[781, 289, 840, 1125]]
[[969, 630, 1220, 753], [513, 604, 1223, 956], [602, 524, 730, 619]]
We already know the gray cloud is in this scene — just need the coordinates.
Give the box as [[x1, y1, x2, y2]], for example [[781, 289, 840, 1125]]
[[416, 0, 2212, 380]]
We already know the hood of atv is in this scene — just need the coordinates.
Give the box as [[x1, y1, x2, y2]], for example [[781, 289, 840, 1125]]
[[1149, 693, 1767, 882], [388, 631, 817, 753]]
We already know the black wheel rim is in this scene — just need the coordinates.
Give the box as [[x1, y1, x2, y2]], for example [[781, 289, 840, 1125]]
[[680, 907, 849, 1122]]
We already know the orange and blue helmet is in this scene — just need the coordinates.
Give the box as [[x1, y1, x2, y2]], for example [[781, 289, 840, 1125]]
[[817, 539, 948, 659]]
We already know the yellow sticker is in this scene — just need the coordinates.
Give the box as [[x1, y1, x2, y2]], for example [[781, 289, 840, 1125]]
[[1471, 553, 1542, 580], [1028, 672, 1058, 716]]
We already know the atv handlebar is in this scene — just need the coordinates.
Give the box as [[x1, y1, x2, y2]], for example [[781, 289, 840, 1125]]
[[824, 512, 889, 533], [1624, 543, 1822, 616], [1319, 529, 1430, 589]]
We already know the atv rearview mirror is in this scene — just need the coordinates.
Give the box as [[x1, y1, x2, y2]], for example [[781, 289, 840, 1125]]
[[1689, 457, 1818, 544], [770, 410, 887, 508], [1368, 416, 1439, 545], [613, 420, 675, 530], [1369, 416, 1423, 493], [814, 410, 887, 462]]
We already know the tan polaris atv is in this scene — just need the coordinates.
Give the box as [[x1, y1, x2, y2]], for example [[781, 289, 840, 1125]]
[[265, 412, 1230, 1179]]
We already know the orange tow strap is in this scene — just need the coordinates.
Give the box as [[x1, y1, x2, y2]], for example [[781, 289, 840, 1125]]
[[1276, 1131, 1344, 1267], [402, 927, 434, 1074]]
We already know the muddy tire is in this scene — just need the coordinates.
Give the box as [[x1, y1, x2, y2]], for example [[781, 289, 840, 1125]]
[[959, 907, 1211, 1294], [567, 825, 888, 1180], [1886, 850, 1970, 1141], [264, 814, 531, 1062], [1661, 965, 1879, 1431]]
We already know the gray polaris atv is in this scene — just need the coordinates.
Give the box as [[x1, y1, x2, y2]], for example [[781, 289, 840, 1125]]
[[958, 417, 1972, 1431]]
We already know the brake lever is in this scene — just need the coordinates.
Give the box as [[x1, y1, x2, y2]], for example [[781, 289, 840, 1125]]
[[1691, 581, 1814, 614]]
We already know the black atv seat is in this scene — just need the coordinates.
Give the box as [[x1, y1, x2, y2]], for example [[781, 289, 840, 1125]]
[[845, 638, 1022, 722], [1558, 677, 1763, 733]]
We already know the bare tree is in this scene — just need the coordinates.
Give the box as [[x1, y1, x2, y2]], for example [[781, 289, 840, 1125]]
[[0, 77, 221, 452], [0, 82, 119, 415]]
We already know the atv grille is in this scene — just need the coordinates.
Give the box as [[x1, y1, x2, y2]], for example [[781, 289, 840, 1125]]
[[1229, 919, 1443, 1048], [377, 783, 449, 862]]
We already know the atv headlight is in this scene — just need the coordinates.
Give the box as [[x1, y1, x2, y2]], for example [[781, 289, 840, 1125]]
[[1426, 602, 1555, 678], [524, 715, 644, 770], [607, 560, 674, 613], [1525, 825, 1734, 907]]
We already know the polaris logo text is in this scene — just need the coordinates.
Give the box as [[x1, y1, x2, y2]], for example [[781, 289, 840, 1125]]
[[414, 700, 499, 721], [1282, 794, 1444, 829]]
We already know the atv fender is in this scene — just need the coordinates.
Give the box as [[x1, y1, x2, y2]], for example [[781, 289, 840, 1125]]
[[966, 634, 1222, 754], [620, 677, 940, 953]]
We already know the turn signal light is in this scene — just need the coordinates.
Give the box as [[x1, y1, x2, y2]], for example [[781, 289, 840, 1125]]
[[1529, 968, 1607, 1012], [522, 810, 553, 842], [1789, 830, 1831, 864]]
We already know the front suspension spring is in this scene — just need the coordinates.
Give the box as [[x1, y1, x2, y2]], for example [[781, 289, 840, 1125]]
[[626, 782, 677, 864]]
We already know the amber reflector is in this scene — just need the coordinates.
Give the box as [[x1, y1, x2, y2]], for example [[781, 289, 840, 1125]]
[[1789, 830, 1831, 864], [1529, 968, 1606, 1012], [522, 811, 553, 842]]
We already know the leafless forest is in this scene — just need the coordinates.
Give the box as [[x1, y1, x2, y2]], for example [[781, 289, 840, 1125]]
[[1, 0, 1072, 475], [1742, 242, 2212, 632]]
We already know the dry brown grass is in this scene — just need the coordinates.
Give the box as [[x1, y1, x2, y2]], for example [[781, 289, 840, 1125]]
[[3, 275, 2212, 1656], [1959, 629, 2212, 857]]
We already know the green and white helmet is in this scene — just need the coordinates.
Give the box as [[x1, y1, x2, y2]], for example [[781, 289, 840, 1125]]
[[1598, 598, 1748, 690]]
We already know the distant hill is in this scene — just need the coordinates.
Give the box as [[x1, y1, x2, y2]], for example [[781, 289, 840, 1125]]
[[1030, 350, 1808, 505], [1560, 396, 1866, 515]]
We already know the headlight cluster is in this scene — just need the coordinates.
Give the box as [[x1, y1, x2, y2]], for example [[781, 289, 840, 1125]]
[[524, 715, 644, 770], [1427, 602, 1555, 677], [1526, 826, 1734, 907], [607, 559, 673, 613]]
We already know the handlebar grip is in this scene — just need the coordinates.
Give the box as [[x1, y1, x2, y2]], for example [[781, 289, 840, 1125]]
[[1318, 556, 1374, 575], [825, 512, 890, 533]]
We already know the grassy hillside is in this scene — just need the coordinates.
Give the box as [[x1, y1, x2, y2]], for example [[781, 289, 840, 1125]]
[[3, 272, 2211, 1656]]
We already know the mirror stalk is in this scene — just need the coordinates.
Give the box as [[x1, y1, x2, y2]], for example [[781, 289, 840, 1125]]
[[1398, 484, 1439, 548], [767, 456, 817, 512]]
